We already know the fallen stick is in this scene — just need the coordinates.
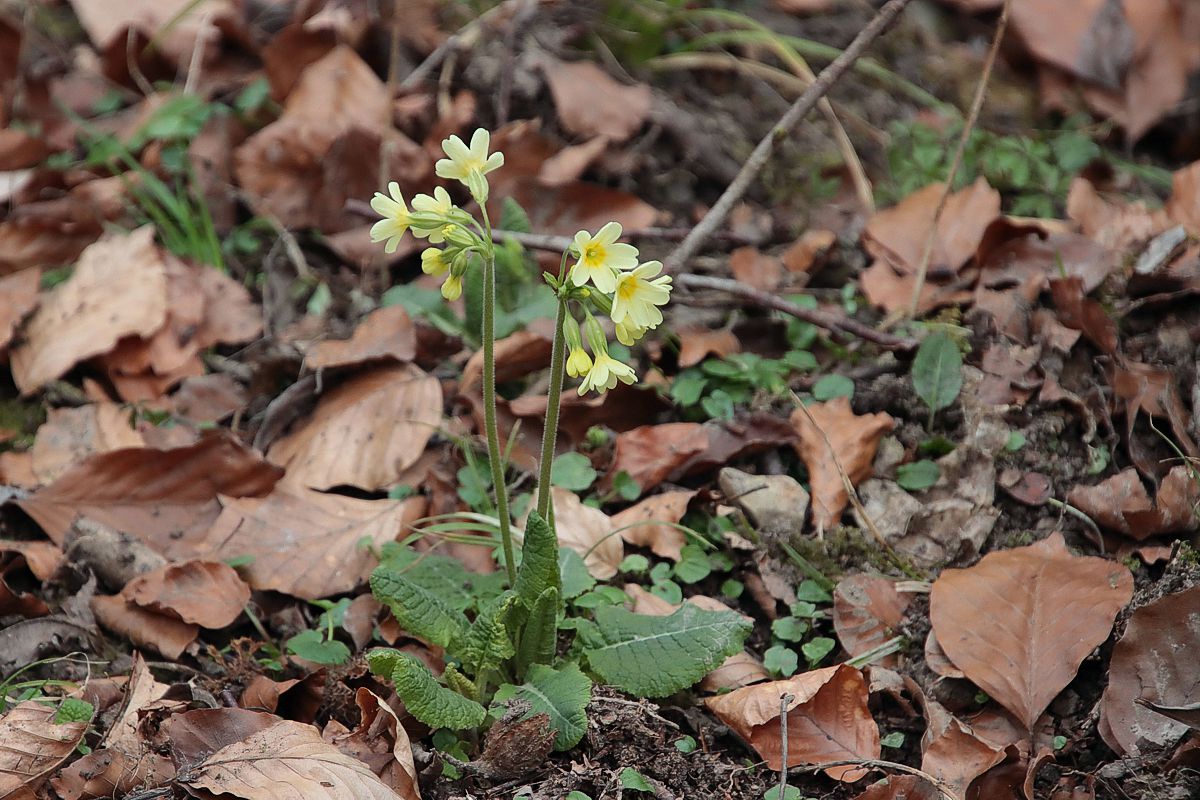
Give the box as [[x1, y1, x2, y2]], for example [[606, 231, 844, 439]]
[[663, 0, 916, 274]]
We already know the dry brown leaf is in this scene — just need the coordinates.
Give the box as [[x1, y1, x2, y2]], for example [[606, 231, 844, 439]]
[[863, 178, 1000, 277], [30, 403, 145, 486], [67, 0, 234, 63], [0, 701, 90, 797], [168, 373, 247, 424], [1167, 160, 1200, 234], [860, 258, 972, 315], [706, 664, 880, 780], [17, 434, 280, 547], [544, 487, 622, 580], [677, 328, 740, 369], [0, 451, 36, 488], [308, 306, 417, 370], [782, 229, 837, 273], [538, 136, 609, 186], [930, 533, 1133, 729], [920, 698, 1006, 800], [729, 246, 784, 293], [268, 364, 442, 492], [91, 593, 198, 659], [1109, 359, 1200, 478], [608, 423, 709, 494], [323, 688, 420, 799], [610, 490, 696, 562], [181, 718, 406, 800], [542, 57, 652, 142], [925, 629, 965, 680], [461, 326, 554, 392], [235, 46, 428, 233], [1066, 177, 1171, 250], [181, 490, 427, 600], [0, 539, 62, 581], [853, 775, 939, 800], [790, 398, 894, 531], [121, 559, 250, 628], [1100, 585, 1200, 755], [10, 227, 167, 394], [832, 575, 911, 663], [0, 267, 39, 352], [1067, 466, 1200, 540]]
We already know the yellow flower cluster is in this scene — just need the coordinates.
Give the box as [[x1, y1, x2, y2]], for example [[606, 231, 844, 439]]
[[369, 128, 672, 395], [565, 222, 671, 394]]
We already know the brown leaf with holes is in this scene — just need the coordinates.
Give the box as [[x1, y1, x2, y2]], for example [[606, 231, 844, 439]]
[[10, 227, 167, 394], [610, 490, 696, 562], [0, 267, 39, 352], [1100, 585, 1200, 756], [790, 398, 894, 531], [0, 701, 90, 798], [863, 178, 1000, 277], [677, 328, 740, 368], [608, 423, 709, 494], [30, 403, 145, 486], [707, 664, 880, 780], [121, 559, 250, 628], [930, 533, 1132, 728], [541, 57, 651, 142], [180, 717, 407, 800], [832, 575, 911, 664], [308, 306, 417, 370], [268, 364, 442, 491], [17, 434, 282, 547]]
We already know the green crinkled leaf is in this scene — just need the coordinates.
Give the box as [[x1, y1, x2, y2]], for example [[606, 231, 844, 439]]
[[494, 663, 592, 751], [54, 698, 94, 724], [911, 332, 963, 414], [378, 544, 509, 613], [366, 649, 486, 730], [443, 663, 479, 702], [515, 510, 561, 609], [582, 605, 752, 698], [459, 592, 517, 675], [516, 586, 560, 674], [370, 567, 468, 649]]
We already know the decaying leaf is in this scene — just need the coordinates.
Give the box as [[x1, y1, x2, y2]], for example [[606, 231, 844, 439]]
[[0, 701, 90, 798], [543, 487, 622, 580], [308, 306, 417, 370], [541, 57, 652, 142], [17, 434, 282, 547], [919, 696, 1006, 800], [1100, 585, 1200, 755], [608, 423, 710, 494], [677, 328, 740, 369], [91, 592, 198, 659], [30, 403, 145, 486], [121, 559, 251, 628], [610, 489, 696, 562], [832, 575, 911, 663], [268, 364, 442, 491], [10, 227, 167, 394], [930, 533, 1132, 728], [707, 664, 880, 780], [323, 688, 421, 799], [0, 267, 38, 352], [1068, 466, 1200, 540], [791, 398, 894, 531], [181, 718, 407, 799]]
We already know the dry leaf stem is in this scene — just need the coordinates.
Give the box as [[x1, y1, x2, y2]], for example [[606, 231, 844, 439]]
[[905, 0, 1011, 318]]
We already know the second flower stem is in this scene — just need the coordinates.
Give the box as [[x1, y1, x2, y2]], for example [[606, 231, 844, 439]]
[[536, 297, 569, 523], [480, 243, 516, 585]]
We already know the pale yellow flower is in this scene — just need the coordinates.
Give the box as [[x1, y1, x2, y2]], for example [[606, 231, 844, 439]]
[[611, 260, 672, 329], [369, 182, 412, 253], [435, 129, 504, 201], [566, 346, 593, 378], [570, 222, 638, 293], [615, 319, 649, 347], [579, 351, 636, 395], [422, 248, 450, 276], [411, 187, 456, 243], [441, 274, 463, 301]]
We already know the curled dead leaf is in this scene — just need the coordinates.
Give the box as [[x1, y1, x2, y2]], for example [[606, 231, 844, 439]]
[[308, 306, 417, 370], [121, 559, 251, 629], [832, 575, 911, 663]]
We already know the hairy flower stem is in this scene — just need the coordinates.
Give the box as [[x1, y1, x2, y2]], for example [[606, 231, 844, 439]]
[[536, 297, 569, 524], [479, 207, 516, 585]]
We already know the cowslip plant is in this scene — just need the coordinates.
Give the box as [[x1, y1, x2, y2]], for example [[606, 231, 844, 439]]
[[363, 129, 752, 749]]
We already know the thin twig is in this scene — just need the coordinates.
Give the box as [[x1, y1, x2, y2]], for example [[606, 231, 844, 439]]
[[664, 0, 914, 274], [459, 226, 920, 350], [778, 693, 794, 800], [905, 0, 1011, 318]]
